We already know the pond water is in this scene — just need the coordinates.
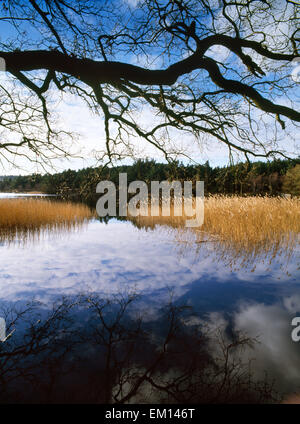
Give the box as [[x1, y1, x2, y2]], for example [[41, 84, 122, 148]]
[[0, 192, 52, 198], [0, 195, 299, 403]]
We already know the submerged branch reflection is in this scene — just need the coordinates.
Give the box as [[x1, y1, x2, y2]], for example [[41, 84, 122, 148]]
[[0, 292, 278, 404]]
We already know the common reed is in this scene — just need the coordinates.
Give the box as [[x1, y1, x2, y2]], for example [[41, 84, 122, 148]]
[[202, 195, 299, 249], [129, 196, 300, 264], [0, 198, 93, 243]]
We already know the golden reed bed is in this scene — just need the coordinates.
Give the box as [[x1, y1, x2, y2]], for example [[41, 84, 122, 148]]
[[202, 195, 299, 247], [0, 198, 93, 243], [130, 195, 300, 262], [0, 196, 299, 263]]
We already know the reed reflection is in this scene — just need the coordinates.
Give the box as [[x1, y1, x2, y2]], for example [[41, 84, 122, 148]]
[[128, 196, 300, 268]]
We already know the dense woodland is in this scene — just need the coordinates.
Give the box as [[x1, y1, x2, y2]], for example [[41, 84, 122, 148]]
[[1, 159, 300, 203]]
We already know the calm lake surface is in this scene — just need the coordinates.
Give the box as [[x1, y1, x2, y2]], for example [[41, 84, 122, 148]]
[[0, 194, 299, 403], [0, 192, 54, 198]]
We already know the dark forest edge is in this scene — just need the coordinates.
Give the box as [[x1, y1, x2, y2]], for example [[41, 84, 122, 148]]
[[1, 158, 300, 203]]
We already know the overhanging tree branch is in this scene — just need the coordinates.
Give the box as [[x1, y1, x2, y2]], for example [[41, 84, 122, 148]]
[[2, 47, 299, 122], [0, 0, 299, 166]]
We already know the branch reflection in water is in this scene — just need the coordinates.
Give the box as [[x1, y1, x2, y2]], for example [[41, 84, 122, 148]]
[[0, 292, 277, 404]]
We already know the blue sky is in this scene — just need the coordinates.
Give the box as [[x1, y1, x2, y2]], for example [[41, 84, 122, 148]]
[[0, 0, 299, 175]]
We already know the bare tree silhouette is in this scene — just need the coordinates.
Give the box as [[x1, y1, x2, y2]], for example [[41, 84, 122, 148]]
[[0, 1, 299, 166]]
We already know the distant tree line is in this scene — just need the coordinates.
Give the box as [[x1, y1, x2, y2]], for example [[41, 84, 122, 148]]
[[1, 159, 300, 202]]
